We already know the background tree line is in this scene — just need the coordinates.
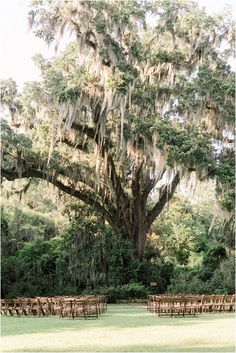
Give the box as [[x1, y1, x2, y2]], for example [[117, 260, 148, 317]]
[[1, 179, 234, 302]]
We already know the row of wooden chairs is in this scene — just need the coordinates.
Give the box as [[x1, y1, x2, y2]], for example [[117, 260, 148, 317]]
[[148, 294, 235, 317], [1, 295, 107, 319]]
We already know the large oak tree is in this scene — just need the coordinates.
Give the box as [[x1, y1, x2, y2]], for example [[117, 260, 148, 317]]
[[1, 0, 235, 258]]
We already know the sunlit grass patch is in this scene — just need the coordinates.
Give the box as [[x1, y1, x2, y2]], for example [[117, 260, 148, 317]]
[[1, 304, 235, 352]]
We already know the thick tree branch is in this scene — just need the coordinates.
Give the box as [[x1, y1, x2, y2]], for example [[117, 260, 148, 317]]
[[142, 179, 156, 203], [1, 167, 114, 226], [107, 154, 130, 206], [70, 121, 96, 140], [70, 121, 113, 151], [59, 137, 88, 152], [146, 172, 180, 228], [142, 169, 166, 203], [131, 163, 143, 198]]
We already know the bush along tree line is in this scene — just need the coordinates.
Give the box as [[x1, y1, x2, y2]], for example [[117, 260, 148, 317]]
[[0, 0, 235, 301]]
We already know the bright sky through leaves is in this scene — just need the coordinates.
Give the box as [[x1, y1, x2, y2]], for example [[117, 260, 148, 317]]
[[0, 0, 235, 90]]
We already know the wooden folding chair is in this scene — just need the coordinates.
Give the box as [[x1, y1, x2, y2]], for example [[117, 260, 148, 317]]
[[19, 298, 31, 316], [28, 298, 41, 316], [36, 297, 50, 316], [147, 295, 154, 312], [202, 295, 213, 313], [171, 297, 186, 317], [223, 295, 234, 312], [1, 299, 8, 316], [155, 297, 173, 317], [12, 299, 22, 317], [72, 299, 86, 319], [212, 295, 225, 313], [50, 297, 62, 316], [3, 300, 14, 316], [97, 295, 106, 315], [83, 298, 99, 319], [60, 298, 73, 318], [184, 297, 199, 316]]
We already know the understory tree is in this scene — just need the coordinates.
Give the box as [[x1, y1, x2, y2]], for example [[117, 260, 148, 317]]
[[151, 197, 235, 294], [1, 0, 235, 258]]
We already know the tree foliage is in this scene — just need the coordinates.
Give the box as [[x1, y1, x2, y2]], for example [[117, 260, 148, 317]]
[[153, 197, 235, 294]]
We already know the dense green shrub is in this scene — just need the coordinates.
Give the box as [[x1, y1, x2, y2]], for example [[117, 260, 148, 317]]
[[167, 256, 235, 295], [167, 268, 208, 294], [1, 236, 70, 298], [200, 245, 227, 281], [85, 282, 149, 303]]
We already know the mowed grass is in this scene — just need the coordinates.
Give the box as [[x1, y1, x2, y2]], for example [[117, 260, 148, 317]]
[[1, 304, 235, 352]]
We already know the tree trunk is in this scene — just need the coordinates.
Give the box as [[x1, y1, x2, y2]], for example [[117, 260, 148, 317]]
[[109, 198, 148, 259], [133, 219, 147, 259], [132, 197, 147, 259]]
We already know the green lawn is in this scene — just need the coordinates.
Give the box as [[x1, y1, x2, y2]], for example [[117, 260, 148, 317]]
[[1, 304, 235, 352]]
